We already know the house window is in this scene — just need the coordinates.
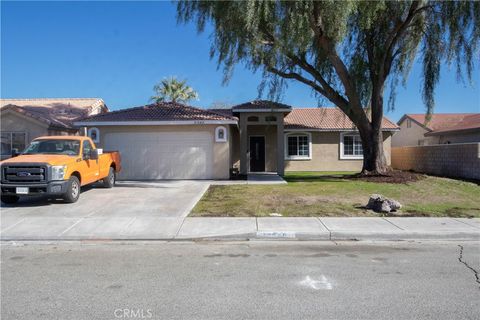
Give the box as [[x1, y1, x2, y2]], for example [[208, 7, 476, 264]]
[[87, 127, 100, 143], [247, 116, 259, 122], [265, 116, 277, 122], [340, 132, 363, 159], [285, 133, 311, 160], [406, 119, 412, 128], [1, 132, 27, 157], [215, 126, 227, 142]]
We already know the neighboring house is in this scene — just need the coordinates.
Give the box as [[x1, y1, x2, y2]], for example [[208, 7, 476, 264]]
[[74, 100, 398, 180], [392, 113, 480, 147], [0, 98, 108, 159]]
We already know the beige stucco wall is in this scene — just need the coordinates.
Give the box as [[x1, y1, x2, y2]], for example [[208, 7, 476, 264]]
[[391, 119, 437, 146], [1, 111, 49, 144], [285, 132, 392, 172], [87, 124, 231, 179], [392, 143, 480, 180], [392, 118, 480, 146], [230, 126, 241, 170]]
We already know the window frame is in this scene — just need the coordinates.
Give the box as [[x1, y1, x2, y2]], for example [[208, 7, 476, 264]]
[[340, 132, 364, 160], [406, 119, 412, 128], [284, 132, 312, 160], [215, 126, 228, 143], [87, 127, 100, 144], [82, 139, 93, 159], [1, 131, 27, 156], [265, 116, 277, 122]]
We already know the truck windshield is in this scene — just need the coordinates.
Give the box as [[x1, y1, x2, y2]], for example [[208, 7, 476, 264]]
[[23, 140, 81, 156]]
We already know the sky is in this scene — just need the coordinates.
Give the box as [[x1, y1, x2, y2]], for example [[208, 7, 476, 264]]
[[1, 1, 479, 122]]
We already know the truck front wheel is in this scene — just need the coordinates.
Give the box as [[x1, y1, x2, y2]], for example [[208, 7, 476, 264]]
[[64, 176, 80, 203], [1, 195, 19, 204], [103, 167, 115, 188]]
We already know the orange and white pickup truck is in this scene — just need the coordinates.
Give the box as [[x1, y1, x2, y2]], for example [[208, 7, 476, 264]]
[[0, 136, 121, 204]]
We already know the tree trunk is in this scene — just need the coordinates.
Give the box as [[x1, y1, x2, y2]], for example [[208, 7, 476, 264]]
[[358, 127, 389, 175], [356, 82, 389, 176]]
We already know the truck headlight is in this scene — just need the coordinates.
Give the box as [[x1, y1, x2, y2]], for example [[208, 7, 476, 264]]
[[51, 165, 67, 181]]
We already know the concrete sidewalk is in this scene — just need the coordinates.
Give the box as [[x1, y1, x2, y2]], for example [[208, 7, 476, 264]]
[[176, 217, 480, 241], [1, 216, 478, 241]]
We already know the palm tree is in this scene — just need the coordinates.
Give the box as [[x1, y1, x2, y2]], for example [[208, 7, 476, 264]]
[[151, 77, 199, 104]]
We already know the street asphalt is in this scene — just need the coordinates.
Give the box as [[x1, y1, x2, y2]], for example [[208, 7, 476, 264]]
[[1, 241, 479, 320]]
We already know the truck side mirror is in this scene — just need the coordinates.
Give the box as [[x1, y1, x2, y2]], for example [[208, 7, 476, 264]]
[[90, 149, 99, 160]]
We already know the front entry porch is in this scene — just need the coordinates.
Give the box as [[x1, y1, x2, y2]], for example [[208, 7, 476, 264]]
[[247, 172, 287, 184], [237, 112, 287, 176]]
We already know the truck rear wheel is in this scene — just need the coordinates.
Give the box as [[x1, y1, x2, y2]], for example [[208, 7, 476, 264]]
[[64, 176, 80, 203], [1, 195, 19, 204], [103, 167, 115, 188]]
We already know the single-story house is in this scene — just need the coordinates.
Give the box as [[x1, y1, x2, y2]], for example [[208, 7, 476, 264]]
[[74, 100, 399, 180], [0, 98, 108, 159], [392, 113, 480, 147]]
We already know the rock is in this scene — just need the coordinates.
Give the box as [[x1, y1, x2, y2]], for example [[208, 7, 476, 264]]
[[367, 194, 384, 209], [385, 199, 402, 211], [366, 194, 402, 213]]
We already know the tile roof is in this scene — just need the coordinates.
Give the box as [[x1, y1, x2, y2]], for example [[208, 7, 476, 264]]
[[0, 98, 107, 129], [420, 113, 480, 135], [77, 102, 238, 123], [404, 113, 479, 132], [232, 100, 292, 111], [285, 108, 399, 130], [208, 108, 234, 117]]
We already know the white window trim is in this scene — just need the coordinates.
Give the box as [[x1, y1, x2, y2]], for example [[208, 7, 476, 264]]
[[215, 126, 227, 142], [284, 132, 312, 160], [87, 127, 100, 144], [340, 132, 363, 160]]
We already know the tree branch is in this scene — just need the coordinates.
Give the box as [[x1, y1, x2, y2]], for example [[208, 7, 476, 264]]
[[257, 24, 352, 113], [382, 2, 432, 80], [309, 2, 369, 126], [266, 65, 350, 111]]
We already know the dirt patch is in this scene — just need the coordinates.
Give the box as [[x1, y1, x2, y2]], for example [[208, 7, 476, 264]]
[[350, 170, 425, 184]]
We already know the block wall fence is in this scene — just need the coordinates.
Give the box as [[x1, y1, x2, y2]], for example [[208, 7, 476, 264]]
[[391, 143, 480, 180]]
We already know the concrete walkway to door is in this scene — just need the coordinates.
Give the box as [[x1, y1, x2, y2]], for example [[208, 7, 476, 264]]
[[0, 181, 209, 240]]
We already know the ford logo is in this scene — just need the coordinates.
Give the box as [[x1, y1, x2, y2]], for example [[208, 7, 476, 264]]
[[17, 172, 31, 177]]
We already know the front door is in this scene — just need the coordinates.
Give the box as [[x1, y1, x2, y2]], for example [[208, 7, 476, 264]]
[[249, 136, 265, 172]]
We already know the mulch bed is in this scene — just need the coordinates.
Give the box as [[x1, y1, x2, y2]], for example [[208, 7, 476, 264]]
[[349, 170, 425, 184]]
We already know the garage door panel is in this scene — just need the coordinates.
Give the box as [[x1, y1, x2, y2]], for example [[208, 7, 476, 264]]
[[104, 131, 213, 180]]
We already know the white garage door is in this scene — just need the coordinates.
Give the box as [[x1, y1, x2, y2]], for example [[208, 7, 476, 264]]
[[104, 131, 213, 180]]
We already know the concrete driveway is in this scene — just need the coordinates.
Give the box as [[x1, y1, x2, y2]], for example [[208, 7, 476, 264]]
[[0, 181, 209, 240]]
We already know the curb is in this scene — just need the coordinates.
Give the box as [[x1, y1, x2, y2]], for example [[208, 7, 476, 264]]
[[5, 232, 478, 242]]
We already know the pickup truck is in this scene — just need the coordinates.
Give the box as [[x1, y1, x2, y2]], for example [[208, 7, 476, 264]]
[[0, 136, 121, 204]]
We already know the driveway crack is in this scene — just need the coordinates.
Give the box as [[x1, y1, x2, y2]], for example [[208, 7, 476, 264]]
[[457, 245, 480, 288]]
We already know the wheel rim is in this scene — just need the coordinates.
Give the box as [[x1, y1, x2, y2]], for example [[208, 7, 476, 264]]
[[109, 172, 115, 185], [71, 181, 79, 198]]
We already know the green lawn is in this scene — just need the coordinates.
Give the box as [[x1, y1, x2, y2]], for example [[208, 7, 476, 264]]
[[191, 172, 480, 218]]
